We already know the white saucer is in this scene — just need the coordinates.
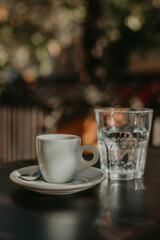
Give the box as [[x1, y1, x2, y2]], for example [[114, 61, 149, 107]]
[[9, 165, 105, 195]]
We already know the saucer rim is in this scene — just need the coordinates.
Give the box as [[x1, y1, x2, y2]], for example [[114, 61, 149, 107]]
[[9, 165, 106, 191]]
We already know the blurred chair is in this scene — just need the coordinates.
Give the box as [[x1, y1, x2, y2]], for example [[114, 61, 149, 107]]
[[152, 116, 160, 147], [0, 106, 47, 162]]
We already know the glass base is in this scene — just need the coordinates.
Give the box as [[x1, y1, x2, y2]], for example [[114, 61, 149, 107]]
[[105, 171, 143, 181]]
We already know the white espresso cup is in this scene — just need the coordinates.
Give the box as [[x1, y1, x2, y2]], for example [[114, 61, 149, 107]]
[[36, 134, 99, 183]]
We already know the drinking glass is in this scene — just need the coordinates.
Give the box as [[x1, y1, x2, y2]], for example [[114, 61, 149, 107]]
[[95, 108, 153, 180]]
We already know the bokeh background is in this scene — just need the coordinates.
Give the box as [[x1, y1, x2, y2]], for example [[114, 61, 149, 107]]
[[1, 0, 160, 161]]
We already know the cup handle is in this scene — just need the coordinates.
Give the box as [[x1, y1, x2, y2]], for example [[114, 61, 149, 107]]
[[76, 144, 99, 171]]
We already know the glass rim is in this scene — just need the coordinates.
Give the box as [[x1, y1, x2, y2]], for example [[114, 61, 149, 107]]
[[94, 107, 154, 114]]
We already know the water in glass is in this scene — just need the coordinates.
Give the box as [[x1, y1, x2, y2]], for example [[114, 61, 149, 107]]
[[98, 126, 150, 180]]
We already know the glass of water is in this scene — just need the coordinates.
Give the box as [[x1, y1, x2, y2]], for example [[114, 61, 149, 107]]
[[95, 108, 153, 180]]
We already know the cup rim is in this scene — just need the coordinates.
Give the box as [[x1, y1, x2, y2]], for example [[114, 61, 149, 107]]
[[36, 134, 80, 141], [94, 107, 153, 114]]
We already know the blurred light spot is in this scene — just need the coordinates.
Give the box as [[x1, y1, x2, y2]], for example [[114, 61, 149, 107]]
[[16, 2, 28, 15], [80, 70, 90, 83], [15, 46, 30, 68], [1, 25, 13, 38], [44, 116, 56, 129], [0, 46, 8, 66], [59, 34, 72, 48], [0, 5, 9, 22], [129, 97, 143, 108], [48, 97, 61, 108], [85, 85, 106, 105], [42, 20, 53, 32], [110, 29, 121, 41], [152, 0, 160, 8], [125, 16, 142, 31], [51, 110, 62, 121], [31, 32, 44, 46], [47, 40, 61, 57], [36, 47, 49, 62], [39, 61, 53, 77], [22, 67, 38, 83]]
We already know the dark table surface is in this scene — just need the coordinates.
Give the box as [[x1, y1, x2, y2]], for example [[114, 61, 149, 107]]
[[0, 146, 160, 240]]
